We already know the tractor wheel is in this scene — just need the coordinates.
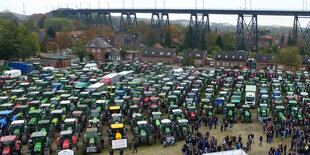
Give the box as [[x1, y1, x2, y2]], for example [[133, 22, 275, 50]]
[[178, 132, 182, 140], [97, 144, 102, 153], [22, 135, 28, 145], [72, 146, 77, 154], [44, 148, 50, 155], [82, 145, 87, 154], [148, 136, 153, 145], [134, 136, 140, 145]]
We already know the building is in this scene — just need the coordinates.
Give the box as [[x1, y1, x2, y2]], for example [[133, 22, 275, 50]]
[[301, 55, 310, 71], [256, 53, 287, 70], [183, 50, 207, 66], [85, 37, 121, 61], [123, 50, 141, 61], [258, 35, 273, 48], [214, 51, 248, 69], [115, 32, 142, 49], [102, 36, 115, 47], [141, 48, 177, 64], [39, 55, 71, 68]]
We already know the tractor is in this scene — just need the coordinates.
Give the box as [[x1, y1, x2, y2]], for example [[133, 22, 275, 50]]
[[169, 109, 185, 122], [36, 120, 54, 138], [110, 113, 124, 125], [184, 106, 198, 123], [107, 123, 127, 145], [61, 118, 81, 136], [174, 119, 190, 140], [56, 130, 78, 154], [130, 113, 144, 130], [203, 105, 215, 117], [128, 105, 142, 119], [290, 107, 303, 125], [224, 104, 238, 123], [28, 109, 44, 132], [159, 119, 176, 141], [27, 131, 51, 155], [257, 104, 270, 123], [240, 105, 252, 123], [14, 105, 29, 121], [165, 95, 178, 112], [0, 110, 17, 136], [275, 106, 286, 122], [149, 111, 162, 137], [51, 109, 66, 130], [0, 135, 22, 155], [8, 120, 29, 144], [133, 120, 154, 145], [215, 97, 225, 113], [72, 111, 87, 130]]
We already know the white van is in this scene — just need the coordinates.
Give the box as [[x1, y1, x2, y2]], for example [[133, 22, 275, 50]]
[[2, 70, 21, 78], [82, 63, 98, 71]]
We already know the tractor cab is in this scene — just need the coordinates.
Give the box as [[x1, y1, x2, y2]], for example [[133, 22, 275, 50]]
[[160, 119, 173, 137], [27, 91, 41, 101], [115, 90, 126, 99], [41, 91, 55, 104], [167, 95, 178, 107], [28, 131, 50, 155], [60, 94, 71, 101], [0, 97, 9, 104], [52, 83, 62, 92], [275, 106, 286, 122], [14, 105, 29, 120], [51, 109, 66, 129], [224, 104, 237, 122], [108, 123, 126, 144], [108, 106, 121, 117], [150, 112, 162, 126], [59, 100, 73, 114], [62, 118, 80, 135], [57, 130, 77, 152], [169, 109, 184, 122], [37, 120, 54, 137], [0, 135, 22, 155], [110, 113, 123, 125], [15, 97, 28, 106], [240, 105, 252, 123], [0, 103, 13, 111]]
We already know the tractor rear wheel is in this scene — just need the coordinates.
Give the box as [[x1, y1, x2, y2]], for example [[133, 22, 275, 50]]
[[97, 144, 102, 153], [22, 135, 28, 145], [134, 136, 140, 145], [72, 146, 77, 154], [148, 136, 153, 145], [82, 145, 87, 154], [44, 148, 50, 155]]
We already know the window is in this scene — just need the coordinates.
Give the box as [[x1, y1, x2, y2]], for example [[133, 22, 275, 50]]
[[98, 48, 101, 52], [196, 54, 200, 57], [160, 52, 163, 55], [226, 62, 229, 66], [259, 64, 265, 68], [222, 62, 225, 66], [152, 52, 155, 55], [225, 55, 228, 58], [126, 55, 132, 59], [158, 59, 163, 63], [240, 62, 243, 67], [87, 48, 90, 52], [97, 55, 101, 59], [92, 48, 95, 52], [217, 62, 220, 66], [150, 59, 154, 63], [144, 58, 148, 63], [232, 56, 235, 59], [167, 52, 171, 56]]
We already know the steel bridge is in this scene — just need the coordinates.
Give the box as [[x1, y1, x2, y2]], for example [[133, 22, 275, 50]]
[[51, 9, 310, 52]]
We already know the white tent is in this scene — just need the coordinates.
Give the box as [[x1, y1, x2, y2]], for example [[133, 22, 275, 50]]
[[203, 149, 248, 155]]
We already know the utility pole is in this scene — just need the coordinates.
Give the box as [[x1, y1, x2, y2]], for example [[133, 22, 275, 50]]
[[123, 0, 125, 9], [244, 0, 247, 9], [132, 1, 134, 9], [23, 2, 26, 15], [250, 0, 252, 9], [155, 0, 157, 9], [195, 0, 197, 9], [80, 2, 82, 9], [89, 3, 91, 9], [164, 0, 165, 9], [98, 1, 100, 9], [203, 0, 205, 9]]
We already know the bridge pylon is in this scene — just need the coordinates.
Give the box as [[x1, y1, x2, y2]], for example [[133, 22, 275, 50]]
[[97, 12, 113, 29], [190, 13, 210, 48], [120, 12, 137, 32], [235, 14, 258, 52], [293, 15, 310, 53]]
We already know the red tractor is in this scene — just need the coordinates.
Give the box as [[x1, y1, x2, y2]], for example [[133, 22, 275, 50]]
[[185, 106, 198, 123], [0, 135, 22, 155], [150, 97, 161, 107], [56, 130, 78, 154], [132, 97, 143, 109]]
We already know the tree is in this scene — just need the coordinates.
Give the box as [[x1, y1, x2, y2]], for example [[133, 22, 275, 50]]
[[71, 41, 88, 62], [164, 31, 172, 48], [120, 47, 130, 59], [287, 34, 297, 47], [183, 56, 194, 66], [184, 27, 198, 49], [222, 32, 234, 50], [146, 30, 159, 47], [72, 20, 89, 30], [205, 31, 217, 52], [80, 30, 96, 44], [46, 27, 56, 38], [44, 18, 75, 32], [280, 34, 285, 45], [0, 19, 39, 61], [280, 47, 301, 70], [200, 36, 206, 50], [37, 15, 46, 28], [215, 35, 224, 50], [92, 26, 114, 37], [54, 32, 71, 51], [300, 46, 306, 55], [22, 20, 38, 31]]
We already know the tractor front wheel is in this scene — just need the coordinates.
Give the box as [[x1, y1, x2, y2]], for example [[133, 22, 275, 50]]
[[22, 135, 28, 145]]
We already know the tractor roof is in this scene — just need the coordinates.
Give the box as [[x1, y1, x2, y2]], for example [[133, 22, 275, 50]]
[[133, 113, 142, 117], [109, 106, 120, 110], [226, 104, 235, 107], [51, 109, 63, 114], [11, 120, 25, 125], [112, 113, 122, 117], [17, 97, 27, 101], [242, 105, 250, 108], [68, 96, 78, 100], [43, 91, 55, 95], [1, 103, 13, 107], [111, 123, 124, 129], [152, 111, 162, 115], [86, 128, 98, 132], [0, 96, 8, 99], [72, 111, 83, 115], [0, 110, 14, 115], [276, 106, 285, 109], [64, 118, 76, 123], [30, 100, 40, 104], [95, 100, 105, 104], [60, 94, 71, 97], [77, 104, 87, 108], [29, 109, 43, 113], [172, 109, 182, 113], [89, 119, 100, 123], [133, 98, 140, 101], [16, 105, 29, 109], [38, 120, 50, 124], [260, 104, 268, 107], [40, 103, 51, 107], [0, 135, 17, 142], [161, 119, 171, 124], [60, 100, 71, 104], [31, 131, 47, 138], [137, 120, 147, 125], [60, 130, 73, 136], [178, 119, 188, 123], [12, 89, 24, 93]]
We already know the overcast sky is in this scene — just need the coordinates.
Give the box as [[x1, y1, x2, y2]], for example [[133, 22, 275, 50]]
[[1, 0, 310, 26]]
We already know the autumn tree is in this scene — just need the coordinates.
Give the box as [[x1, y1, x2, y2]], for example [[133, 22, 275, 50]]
[[92, 26, 114, 37], [54, 32, 71, 51], [80, 30, 96, 44], [146, 29, 160, 47], [183, 56, 195, 66], [71, 41, 88, 62], [280, 47, 301, 70]]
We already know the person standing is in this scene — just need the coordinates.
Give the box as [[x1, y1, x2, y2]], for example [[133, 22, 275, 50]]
[[251, 133, 254, 144], [128, 140, 132, 150], [132, 141, 138, 153], [259, 136, 263, 146], [109, 148, 114, 155], [119, 148, 123, 155]]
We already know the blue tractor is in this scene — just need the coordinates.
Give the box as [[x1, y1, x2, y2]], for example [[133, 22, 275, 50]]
[[0, 110, 17, 136], [52, 83, 63, 92]]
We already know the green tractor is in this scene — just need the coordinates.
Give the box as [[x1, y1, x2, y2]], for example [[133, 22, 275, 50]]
[[28, 109, 44, 132], [133, 120, 154, 145], [149, 111, 162, 137], [275, 106, 286, 122], [50, 109, 66, 130], [290, 107, 303, 125], [130, 113, 144, 130], [169, 109, 185, 122], [14, 105, 29, 121], [240, 105, 252, 123], [257, 104, 270, 123], [159, 119, 176, 141], [56, 130, 78, 154], [224, 104, 238, 123], [41, 91, 55, 104], [174, 119, 190, 140], [36, 120, 54, 138], [203, 105, 215, 117], [9, 120, 30, 144], [165, 95, 178, 112], [27, 131, 51, 155]]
